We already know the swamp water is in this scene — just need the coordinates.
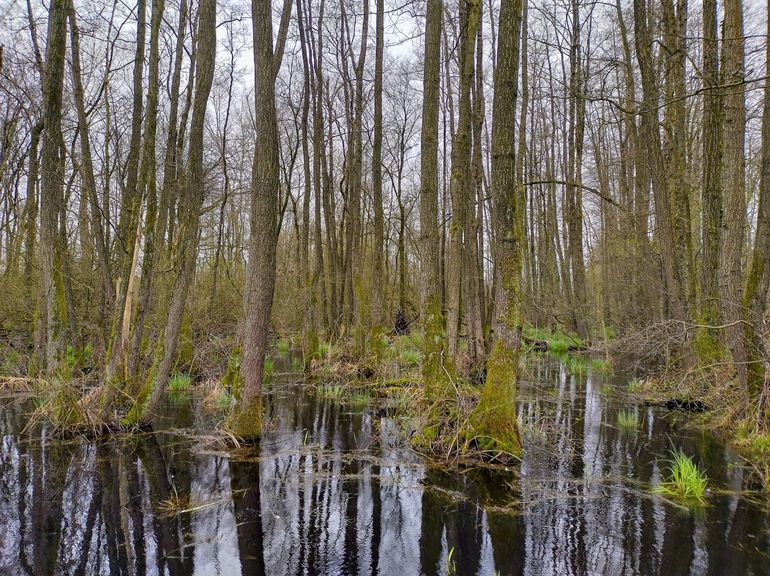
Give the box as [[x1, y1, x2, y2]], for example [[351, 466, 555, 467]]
[[1, 358, 770, 575]]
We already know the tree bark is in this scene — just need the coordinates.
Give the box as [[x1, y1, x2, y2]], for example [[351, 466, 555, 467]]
[[719, 0, 748, 387], [371, 0, 386, 326], [37, 0, 69, 375], [228, 0, 292, 437], [699, 0, 723, 341], [473, 0, 523, 456], [744, 6, 770, 399]]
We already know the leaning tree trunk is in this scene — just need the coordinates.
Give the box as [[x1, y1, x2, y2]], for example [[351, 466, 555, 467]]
[[129, 0, 216, 425]]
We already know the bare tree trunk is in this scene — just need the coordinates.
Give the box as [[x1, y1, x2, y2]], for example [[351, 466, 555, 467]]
[[100, 0, 146, 413], [420, 0, 449, 400], [565, 0, 589, 340], [208, 20, 236, 314], [744, 7, 770, 400], [228, 0, 293, 437], [157, 0, 190, 251], [371, 0, 385, 326], [700, 0, 723, 340], [68, 3, 113, 336], [37, 0, 68, 375], [633, 0, 687, 324], [719, 0, 748, 387], [446, 0, 479, 364], [129, 0, 167, 380], [297, 0, 319, 363], [473, 0, 523, 455], [309, 0, 329, 333]]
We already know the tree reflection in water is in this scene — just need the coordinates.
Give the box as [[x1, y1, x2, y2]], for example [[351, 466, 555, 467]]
[[1, 360, 770, 575]]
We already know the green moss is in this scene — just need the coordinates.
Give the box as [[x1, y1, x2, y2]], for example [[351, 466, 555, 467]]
[[469, 339, 522, 456], [219, 348, 262, 438], [177, 314, 195, 369], [226, 395, 262, 438], [421, 298, 454, 405], [221, 348, 244, 396]]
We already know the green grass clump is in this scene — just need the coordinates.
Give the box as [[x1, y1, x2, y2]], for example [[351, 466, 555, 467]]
[[385, 388, 417, 412], [591, 358, 613, 374], [276, 338, 291, 357], [654, 449, 708, 505], [627, 378, 643, 393], [318, 341, 332, 358], [523, 326, 582, 356], [617, 410, 639, 430], [316, 384, 345, 401], [400, 348, 422, 366], [563, 354, 589, 377], [215, 389, 233, 410], [385, 334, 423, 368], [167, 373, 192, 392], [263, 358, 275, 383], [348, 390, 371, 407]]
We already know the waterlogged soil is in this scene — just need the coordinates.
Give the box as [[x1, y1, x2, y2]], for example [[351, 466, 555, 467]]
[[1, 358, 770, 575]]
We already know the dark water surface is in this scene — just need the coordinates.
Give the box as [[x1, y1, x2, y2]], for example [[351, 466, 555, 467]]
[[1, 358, 770, 575]]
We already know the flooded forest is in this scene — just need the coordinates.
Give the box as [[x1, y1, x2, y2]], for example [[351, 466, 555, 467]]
[[2, 0, 770, 573]]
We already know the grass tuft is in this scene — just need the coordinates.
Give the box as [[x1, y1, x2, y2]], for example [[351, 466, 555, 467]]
[[167, 373, 192, 392], [627, 378, 643, 393], [654, 448, 708, 505], [562, 354, 589, 377], [616, 409, 639, 430], [591, 357, 613, 374], [276, 338, 291, 358]]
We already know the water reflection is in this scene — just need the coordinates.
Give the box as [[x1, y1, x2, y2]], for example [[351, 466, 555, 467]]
[[1, 359, 769, 575]]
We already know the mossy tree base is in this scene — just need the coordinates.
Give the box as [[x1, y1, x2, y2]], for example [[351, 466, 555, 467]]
[[222, 348, 262, 439], [470, 339, 522, 457], [226, 398, 263, 439]]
